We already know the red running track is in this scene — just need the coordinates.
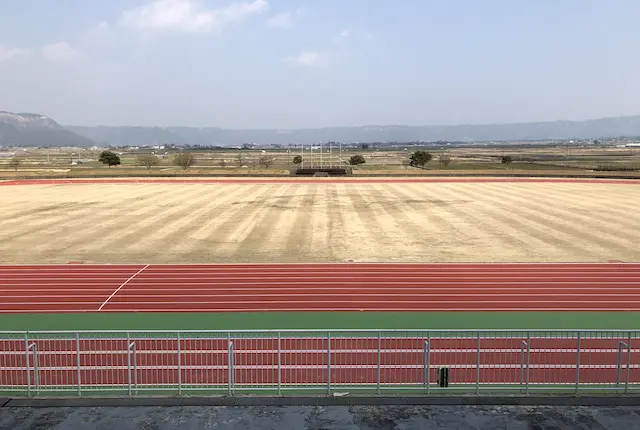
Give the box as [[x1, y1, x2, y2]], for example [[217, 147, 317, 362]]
[[2, 336, 639, 388], [1, 178, 640, 186], [2, 263, 640, 312], [2, 262, 640, 389]]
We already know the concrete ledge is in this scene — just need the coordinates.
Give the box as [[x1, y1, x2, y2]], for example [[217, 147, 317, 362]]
[[4, 396, 640, 408]]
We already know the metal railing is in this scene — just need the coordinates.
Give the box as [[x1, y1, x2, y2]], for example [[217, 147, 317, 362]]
[[0, 329, 638, 397]]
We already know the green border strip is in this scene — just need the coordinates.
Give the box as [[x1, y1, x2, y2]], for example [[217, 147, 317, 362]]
[[1, 312, 639, 331]]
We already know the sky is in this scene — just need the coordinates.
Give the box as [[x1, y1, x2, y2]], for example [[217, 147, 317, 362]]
[[1, 0, 640, 129]]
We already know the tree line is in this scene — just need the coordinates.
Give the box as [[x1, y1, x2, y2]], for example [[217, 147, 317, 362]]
[[95, 150, 517, 170]]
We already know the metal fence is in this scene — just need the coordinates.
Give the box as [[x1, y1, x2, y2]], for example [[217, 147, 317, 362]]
[[1, 330, 638, 397]]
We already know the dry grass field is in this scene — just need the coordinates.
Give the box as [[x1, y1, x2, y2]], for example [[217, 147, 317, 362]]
[[1, 180, 639, 264]]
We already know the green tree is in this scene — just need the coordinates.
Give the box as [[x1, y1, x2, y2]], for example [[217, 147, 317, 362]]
[[501, 155, 513, 166], [292, 155, 302, 165], [349, 154, 366, 166], [409, 150, 432, 168], [99, 151, 121, 167]]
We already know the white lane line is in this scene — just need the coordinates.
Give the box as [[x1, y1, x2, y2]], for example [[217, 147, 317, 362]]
[[4, 288, 640, 294], [5, 281, 640, 287], [2, 272, 640, 282], [97, 265, 149, 311], [7, 281, 638, 286], [4, 307, 640, 312], [8, 293, 640, 299], [5, 287, 640, 293], [91, 299, 640, 304]]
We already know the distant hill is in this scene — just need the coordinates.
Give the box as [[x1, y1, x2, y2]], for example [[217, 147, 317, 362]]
[[5, 110, 640, 147], [67, 116, 640, 147], [0, 111, 95, 147]]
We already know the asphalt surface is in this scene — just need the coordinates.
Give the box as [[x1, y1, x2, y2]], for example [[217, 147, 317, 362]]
[[3, 397, 640, 429], [3, 405, 640, 429]]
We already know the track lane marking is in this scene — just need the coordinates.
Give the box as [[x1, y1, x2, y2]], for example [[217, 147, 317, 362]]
[[97, 265, 149, 311], [6, 274, 640, 279], [7, 293, 640, 299], [4, 307, 640, 312]]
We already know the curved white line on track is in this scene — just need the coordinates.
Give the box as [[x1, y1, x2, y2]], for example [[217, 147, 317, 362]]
[[97, 265, 149, 311]]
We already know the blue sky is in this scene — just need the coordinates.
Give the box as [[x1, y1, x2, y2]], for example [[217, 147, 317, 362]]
[[1, 0, 639, 129]]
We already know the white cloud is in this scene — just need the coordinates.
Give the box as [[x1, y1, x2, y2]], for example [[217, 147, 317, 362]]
[[120, 0, 268, 33], [219, 0, 268, 23], [284, 51, 328, 67], [0, 44, 32, 61], [331, 29, 352, 44], [41, 42, 79, 61], [333, 29, 373, 44], [265, 12, 294, 29]]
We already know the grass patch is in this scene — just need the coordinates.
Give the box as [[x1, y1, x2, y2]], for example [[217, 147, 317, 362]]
[[1, 312, 639, 331]]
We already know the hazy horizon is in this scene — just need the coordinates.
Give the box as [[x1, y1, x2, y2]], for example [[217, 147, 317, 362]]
[[2, 0, 639, 129]]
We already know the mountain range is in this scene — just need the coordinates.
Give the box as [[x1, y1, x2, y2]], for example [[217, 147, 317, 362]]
[[0, 111, 95, 148], [67, 116, 640, 146], [3, 110, 640, 147]]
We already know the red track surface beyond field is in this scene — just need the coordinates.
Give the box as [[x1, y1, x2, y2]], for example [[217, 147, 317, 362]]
[[2, 263, 640, 312], [2, 262, 640, 389], [1, 178, 640, 186]]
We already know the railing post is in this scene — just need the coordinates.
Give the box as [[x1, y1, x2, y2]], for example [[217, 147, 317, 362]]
[[575, 332, 581, 394], [277, 332, 282, 396], [616, 341, 626, 387], [177, 332, 182, 396], [423, 341, 430, 393], [133, 342, 138, 395], [327, 332, 331, 395], [520, 340, 528, 391], [76, 333, 81, 397], [25, 340, 39, 397], [625, 332, 632, 394], [127, 342, 137, 396], [476, 331, 481, 394], [376, 331, 381, 395], [227, 341, 234, 396], [526, 333, 531, 394], [127, 334, 136, 397], [24, 333, 31, 397], [32, 344, 39, 396], [427, 333, 431, 394]]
